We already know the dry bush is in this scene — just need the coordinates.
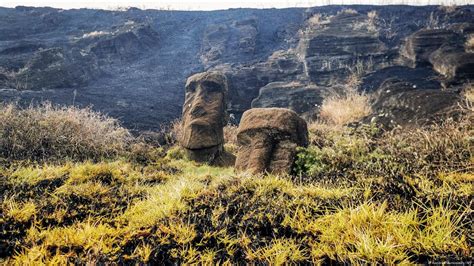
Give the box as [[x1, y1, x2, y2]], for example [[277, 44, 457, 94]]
[[306, 13, 332, 28], [464, 83, 474, 102], [338, 8, 358, 15], [0, 102, 132, 162], [169, 118, 183, 144], [439, 5, 458, 13], [224, 124, 238, 146], [465, 35, 474, 52], [319, 88, 372, 126], [366, 10, 378, 32], [140, 119, 183, 148], [463, 83, 474, 111], [426, 12, 440, 29], [296, 113, 473, 208], [307, 13, 323, 26]]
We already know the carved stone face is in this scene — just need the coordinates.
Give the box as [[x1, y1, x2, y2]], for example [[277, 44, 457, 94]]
[[235, 108, 308, 174], [181, 72, 228, 151]]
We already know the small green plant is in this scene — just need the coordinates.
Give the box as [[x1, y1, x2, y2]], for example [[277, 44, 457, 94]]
[[165, 145, 186, 160]]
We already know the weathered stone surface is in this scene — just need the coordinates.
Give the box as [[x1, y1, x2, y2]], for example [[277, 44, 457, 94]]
[[86, 23, 159, 61], [201, 18, 259, 67], [297, 11, 389, 86], [429, 45, 474, 84], [366, 79, 460, 127], [213, 50, 305, 119], [251, 82, 325, 120], [235, 108, 308, 175], [181, 71, 234, 165], [1, 47, 99, 90], [361, 66, 442, 92], [401, 29, 460, 67], [235, 18, 259, 54]]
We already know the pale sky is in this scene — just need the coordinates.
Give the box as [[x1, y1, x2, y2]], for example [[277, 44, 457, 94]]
[[0, 0, 471, 10]]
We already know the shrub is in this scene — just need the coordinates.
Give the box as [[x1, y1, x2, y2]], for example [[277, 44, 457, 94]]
[[464, 83, 474, 112], [0, 102, 132, 162], [466, 35, 474, 52], [169, 118, 183, 144], [295, 115, 473, 187], [319, 88, 372, 125], [338, 8, 358, 15], [165, 145, 186, 160], [127, 142, 165, 164], [223, 124, 238, 146]]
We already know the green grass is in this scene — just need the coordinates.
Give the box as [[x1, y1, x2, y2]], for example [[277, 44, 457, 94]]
[[0, 105, 472, 264]]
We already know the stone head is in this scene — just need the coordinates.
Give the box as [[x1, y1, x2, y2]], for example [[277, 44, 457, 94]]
[[181, 71, 228, 150], [235, 108, 308, 174]]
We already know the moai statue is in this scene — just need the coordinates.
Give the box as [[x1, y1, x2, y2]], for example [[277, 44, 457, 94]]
[[235, 108, 308, 175], [181, 71, 234, 166]]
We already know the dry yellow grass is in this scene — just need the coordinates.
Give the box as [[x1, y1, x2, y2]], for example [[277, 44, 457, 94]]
[[169, 118, 183, 144], [466, 35, 474, 52], [223, 124, 238, 146], [463, 83, 474, 101], [463, 83, 474, 111], [319, 88, 372, 125], [0, 102, 131, 162]]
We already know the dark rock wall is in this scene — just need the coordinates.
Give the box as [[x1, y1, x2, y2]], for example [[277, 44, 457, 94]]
[[0, 5, 473, 130]]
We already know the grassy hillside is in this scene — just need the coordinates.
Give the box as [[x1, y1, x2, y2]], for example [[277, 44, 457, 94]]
[[0, 103, 472, 264]]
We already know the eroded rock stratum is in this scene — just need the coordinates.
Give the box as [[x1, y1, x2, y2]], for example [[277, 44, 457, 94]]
[[0, 5, 473, 129]]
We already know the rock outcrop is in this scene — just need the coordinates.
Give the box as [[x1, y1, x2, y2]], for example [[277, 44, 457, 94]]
[[366, 79, 460, 127], [251, 82, 325, 120], [429, 45, 474, 84], [1, 47, 99, 90], [235, 108, 308, 175], [85, 23, 160, 61], [181, 72, 234, 165], [297, 11, 389, 86], [213, 50, 305, 119], [401, 29, 460, 67], [360, 66, 442, 92], [201, 18, 259, 67]]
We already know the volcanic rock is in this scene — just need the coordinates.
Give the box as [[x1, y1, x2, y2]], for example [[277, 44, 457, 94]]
[[366, 79, 460, 127], [251, 82, 325, 120], [297, 11, 389, 86], [429, 45, 474, 84], [401, 29, 460, 67], [235, 108, 308, 175], [181, 71, 234, 166]]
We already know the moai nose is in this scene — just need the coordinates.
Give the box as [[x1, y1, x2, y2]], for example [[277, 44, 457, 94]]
[[190, 104, 207, 117]]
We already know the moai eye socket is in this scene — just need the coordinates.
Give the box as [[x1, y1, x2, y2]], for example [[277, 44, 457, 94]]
[[186, 81, 197, 93], [202, 81, 221, 92]]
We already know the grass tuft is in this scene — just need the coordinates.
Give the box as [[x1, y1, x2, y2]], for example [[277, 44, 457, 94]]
[[0, 102, 132, 162], [319, 88, 372, 125]]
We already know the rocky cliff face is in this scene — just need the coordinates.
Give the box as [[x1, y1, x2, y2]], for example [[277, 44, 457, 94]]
[[0, 5, 473, 130]]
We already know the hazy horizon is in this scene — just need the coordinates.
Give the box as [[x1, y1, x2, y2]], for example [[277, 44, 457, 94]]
[[1, 0, 471, 11]]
